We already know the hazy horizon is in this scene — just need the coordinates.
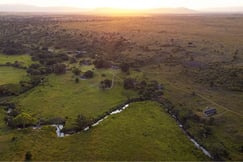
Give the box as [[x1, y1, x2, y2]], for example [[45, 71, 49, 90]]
[[0, 0, 243, 10]]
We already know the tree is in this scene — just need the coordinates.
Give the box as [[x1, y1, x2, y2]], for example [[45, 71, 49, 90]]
[[83, 70, 94, 79], [25, 151, 32, 161], [123, 78, 136, 89], [53, 63, 66, 74], [0, 84, 21, 96], [93, 59, 111, 69], [120, 62, 130, 73], [70, 57, 77, 64], [240, 145, 243, 153], [211, 143, 229, 160], [75, 114, 91, 130], [13, 113, 37, 128], [75, 78, 80, 83], [72, 68, 81, 75], [100, 79, 112, 89]]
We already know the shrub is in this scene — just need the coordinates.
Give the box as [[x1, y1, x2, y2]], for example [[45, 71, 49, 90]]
[[53, 63, 66, 74], [93, 59, 111, 69], [25, 151, 32, 161], [0, 84, 21, 96], [75, 114, 92, 130], [100, 79, 112, 89], [75, 78, 80, 83], [120, 62, 130, 73], [13, 113, 37, 128], [123, 78, 136, 89], [72, 68, 81, 75], [210, 143, 229, 160], [83, 70, 94, 79]]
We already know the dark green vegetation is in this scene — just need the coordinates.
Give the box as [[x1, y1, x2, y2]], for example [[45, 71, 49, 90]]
[[0, 14, 242, 161]]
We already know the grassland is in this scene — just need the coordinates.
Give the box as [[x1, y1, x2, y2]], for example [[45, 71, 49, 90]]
[[12, 69, 138, 127], [0, 54, 34, 67], [0, 66, 28, 85], [0, 101, 208, 161]]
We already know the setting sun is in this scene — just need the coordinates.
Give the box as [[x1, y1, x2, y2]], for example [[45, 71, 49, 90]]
[[76, 0, 160, 9]]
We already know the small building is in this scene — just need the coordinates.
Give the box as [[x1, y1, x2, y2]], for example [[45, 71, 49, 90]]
[[204, 107, 217, 116]]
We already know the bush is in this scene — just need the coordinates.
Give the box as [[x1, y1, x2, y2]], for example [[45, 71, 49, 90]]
[[211, 143, 229, 160], [83, 70, 94, 79], [72, 68, 81, 75], [240, 145, 243, 153], [0, 84, 21, 96], [75, 114, 92, 130], [25, 151, 32, 161], [70, 57, 77, 64], [123, 78, 136, 89], [93, 59, 111, 69], [13, 113, 37, 128], [53, 63, 66, 74], [100, 79, 112, 89], [75, 78, 80, 83], [120, 62, 130, 73]]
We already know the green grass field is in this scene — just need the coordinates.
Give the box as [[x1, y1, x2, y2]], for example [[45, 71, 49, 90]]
[[0, 66, 28, 85], [0, 54, 34, 67], [13, 69, 137, 127], [0, 101, 208, 161]]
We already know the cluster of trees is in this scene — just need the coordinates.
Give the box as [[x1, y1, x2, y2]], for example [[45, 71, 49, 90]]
[[0, 41, 27, 55], [31, 52, 69, 66], [0, 84, 21, 96], [5, 110, 37, 128], [123, 78, 163, 99], [120, 62, 130, 73], [93, 58, 111, 69], [74, 114, 93, 131], [211, 143, 229, 160], [100, 79, 112, 89], [72, 68, 81, 75], [52, 63, 66, 74], [72, 68, 94, 82], [187, 64, 243, 92], [27, 63, 51, 75], [159, 98, 230, 160], [4, 61, 26, 69], [27, 63, 66, 75], [0, 76, 43, 97], [79, 59, 92, 66], [82, 70, 94, 79]]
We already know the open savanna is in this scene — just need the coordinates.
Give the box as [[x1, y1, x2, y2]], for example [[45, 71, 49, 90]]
[[0, 101, 208, 161], [0, 14, 242, 160], [141, 64, 243, 160]]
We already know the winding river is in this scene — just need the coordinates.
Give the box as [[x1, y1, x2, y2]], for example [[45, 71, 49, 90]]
[[51, 103, 212, 159], [4, 101, 212, 159]]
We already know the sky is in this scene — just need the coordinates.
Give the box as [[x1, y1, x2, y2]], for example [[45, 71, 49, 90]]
[[0, 0, 243, 10]]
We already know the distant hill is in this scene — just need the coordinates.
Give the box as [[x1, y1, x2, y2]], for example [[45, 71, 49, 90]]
[[202, 7, 243, 13], [0, 4, 90, 13], [1, 4, 243, 14], [93, 7, 196, 15], [147, 7, 196, 14], [0, 4, 196, 15]]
